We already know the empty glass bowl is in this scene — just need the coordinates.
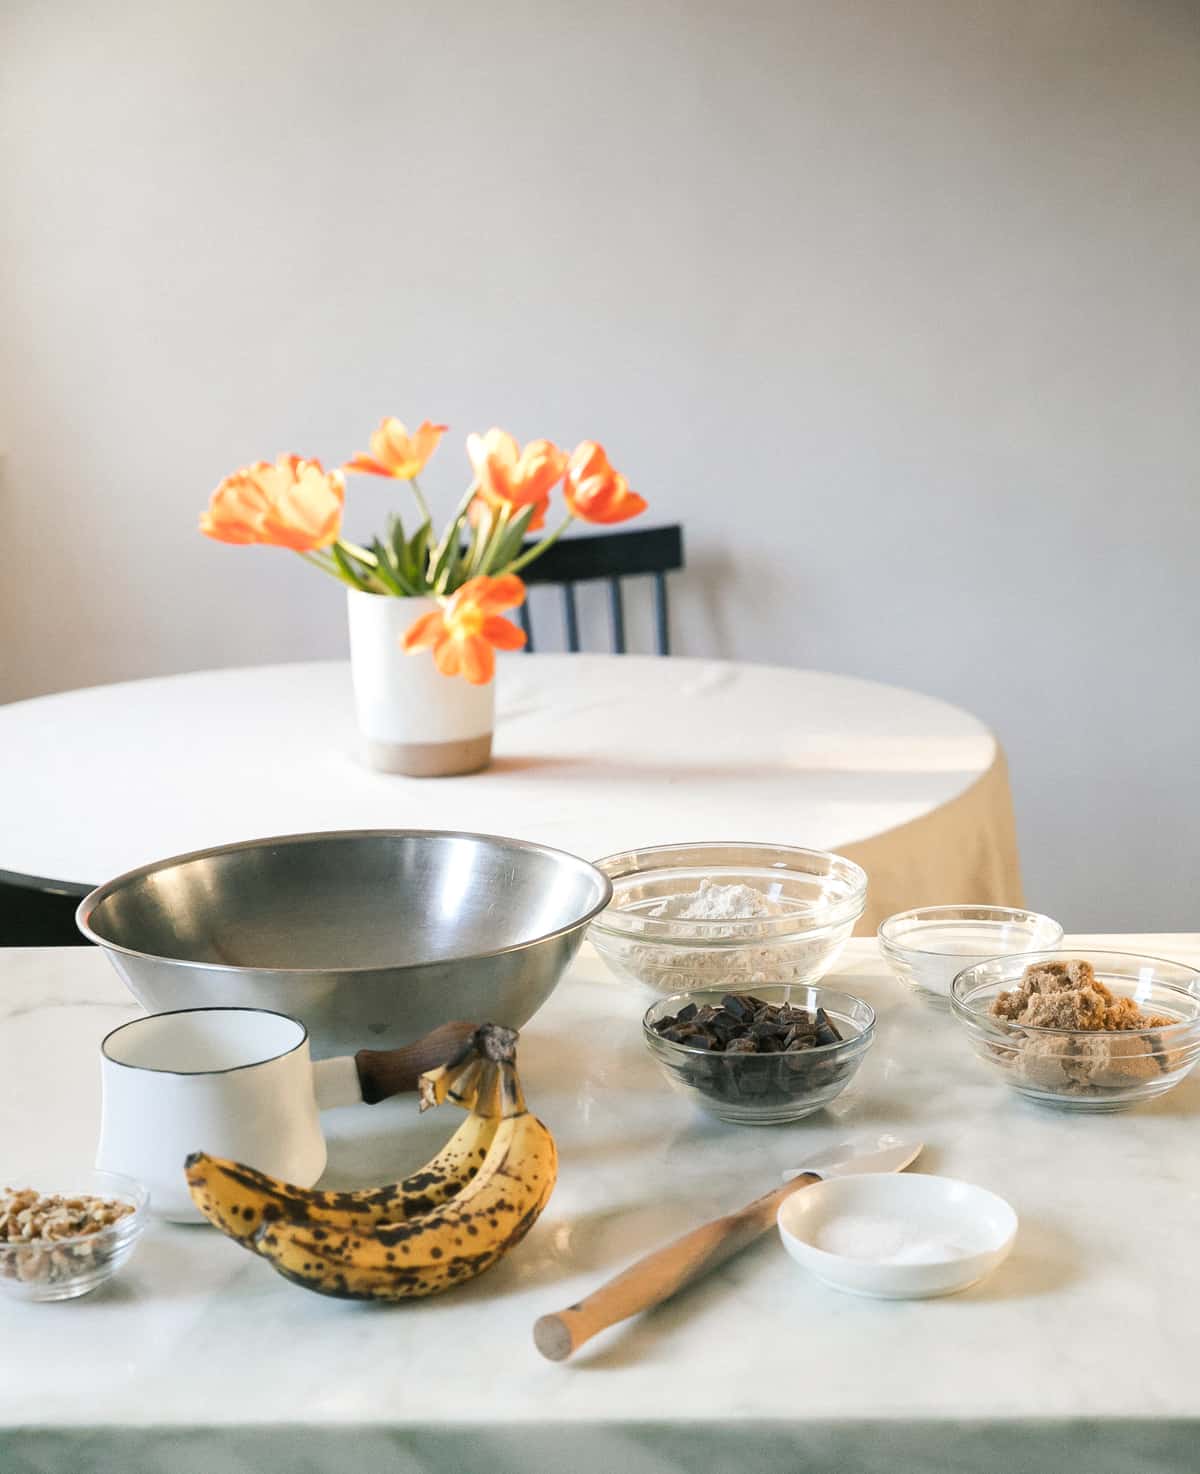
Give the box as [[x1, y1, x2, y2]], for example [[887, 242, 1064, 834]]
[[643, 984, 876, 1124], [950, 949, 1200, 1112], [879, 905, 1064, 1002], [590, 843, 868, 996], [0, 1170, 148, 1302]]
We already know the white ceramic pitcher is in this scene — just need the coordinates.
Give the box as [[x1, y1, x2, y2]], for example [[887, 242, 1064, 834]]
[[97, 1008, 472, 1221]]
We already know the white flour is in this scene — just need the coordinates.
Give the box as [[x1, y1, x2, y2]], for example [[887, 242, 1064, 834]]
[[647, 879, 784, 922], [620, 879, 828, 993]]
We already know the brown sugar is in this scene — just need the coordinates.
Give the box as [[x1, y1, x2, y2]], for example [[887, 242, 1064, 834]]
[[991, 959, 1172, 1032], [988, 959, 1178, 1094]]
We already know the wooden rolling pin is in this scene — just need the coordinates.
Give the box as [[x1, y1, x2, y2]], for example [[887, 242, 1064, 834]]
[[532, 1172, 820, 1361]]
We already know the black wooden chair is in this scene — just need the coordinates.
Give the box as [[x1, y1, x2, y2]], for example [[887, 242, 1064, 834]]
[[0, 872, 91, 947], [515, 523, 683, 654]]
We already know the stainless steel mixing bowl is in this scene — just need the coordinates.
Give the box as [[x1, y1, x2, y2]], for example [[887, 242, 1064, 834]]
[[77, 830, 612, 1057]]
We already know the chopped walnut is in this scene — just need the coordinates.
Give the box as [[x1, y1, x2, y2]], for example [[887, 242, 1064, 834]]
[[0, 1187, 136, 1288]]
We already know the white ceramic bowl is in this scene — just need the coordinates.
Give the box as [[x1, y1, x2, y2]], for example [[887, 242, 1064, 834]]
[[777, 1173, 1017, 1299], [878, 905, 1063, 1002]]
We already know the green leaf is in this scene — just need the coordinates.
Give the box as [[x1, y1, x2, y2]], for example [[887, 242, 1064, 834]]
[[330, 542, 374, 591], [371, 538, 417, 597], [388, 511, 409, 574], [429, 517, 465, 589], [463, 504, 493, 577], [436, 530, 471, 594], [408, 519, 433, 590], [486, 502, 538, 573]]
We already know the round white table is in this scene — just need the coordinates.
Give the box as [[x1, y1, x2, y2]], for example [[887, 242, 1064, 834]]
[[0, 655, 1022, 930]]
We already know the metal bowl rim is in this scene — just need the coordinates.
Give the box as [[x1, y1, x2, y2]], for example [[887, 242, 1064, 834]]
[[75, 828, 614, 977]]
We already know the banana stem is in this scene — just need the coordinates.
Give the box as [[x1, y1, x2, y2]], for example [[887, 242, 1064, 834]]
[[418, 1025, 524, 1117]]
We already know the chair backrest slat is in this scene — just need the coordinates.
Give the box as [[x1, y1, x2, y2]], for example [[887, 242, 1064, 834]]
[[608, 578, 626, 655], [517, 598, 534, 654], [653, 571, 670, 657], [561, 584, 581, 653], [515, 523, 683, 656]]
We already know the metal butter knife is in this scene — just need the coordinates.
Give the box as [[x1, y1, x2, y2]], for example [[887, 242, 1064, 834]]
[[533, 1138, 922, 1362]]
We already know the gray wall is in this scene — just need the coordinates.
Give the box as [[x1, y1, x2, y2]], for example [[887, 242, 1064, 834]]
[[2, 0, 1197, 930]]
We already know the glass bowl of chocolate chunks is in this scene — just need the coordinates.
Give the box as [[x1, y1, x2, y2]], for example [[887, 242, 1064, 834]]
[[642, 985, 876, 1124]]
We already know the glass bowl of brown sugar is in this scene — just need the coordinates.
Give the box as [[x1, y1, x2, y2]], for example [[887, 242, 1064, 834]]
[[950, 950, 1200, 1112]]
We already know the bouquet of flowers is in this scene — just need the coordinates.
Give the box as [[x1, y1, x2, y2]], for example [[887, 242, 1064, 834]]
[[200, 421, 648, 683]]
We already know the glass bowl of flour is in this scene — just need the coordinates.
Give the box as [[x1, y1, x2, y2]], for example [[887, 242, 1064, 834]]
[[588, 843, 868, 996]]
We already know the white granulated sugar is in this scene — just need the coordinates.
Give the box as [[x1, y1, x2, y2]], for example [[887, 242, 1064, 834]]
[[648, 880, 783, 921], [813, 1213, 974, 1264]]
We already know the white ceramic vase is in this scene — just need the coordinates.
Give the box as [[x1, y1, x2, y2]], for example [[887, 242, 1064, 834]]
[[346, 589, 494, 777]]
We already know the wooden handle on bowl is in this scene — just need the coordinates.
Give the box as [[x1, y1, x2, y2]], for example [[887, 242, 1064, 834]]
[[354, 1020, 477, 1104], [532, 1173, 820, 1362]]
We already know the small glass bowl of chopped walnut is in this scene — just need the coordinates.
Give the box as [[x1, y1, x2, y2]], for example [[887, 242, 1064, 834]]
[[951, 950, 1200, 1113], [0, 1171, 149, 1301]]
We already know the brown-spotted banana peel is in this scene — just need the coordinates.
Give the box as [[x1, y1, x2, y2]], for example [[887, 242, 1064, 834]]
[[185, 1023, 556, 1300]]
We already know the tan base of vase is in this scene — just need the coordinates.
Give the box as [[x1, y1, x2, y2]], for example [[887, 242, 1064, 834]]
[[364, 731, 493, 777]]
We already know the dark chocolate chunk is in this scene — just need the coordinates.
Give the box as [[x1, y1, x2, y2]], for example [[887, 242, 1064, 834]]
[[813, 1008, 843, 1046], [724, 1036, 758, 1054], [652, 994, 856, 1109]]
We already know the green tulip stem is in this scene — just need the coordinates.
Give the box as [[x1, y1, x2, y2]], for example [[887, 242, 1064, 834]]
[[502, 514, 575, 576], [408, 474, 432, 526]]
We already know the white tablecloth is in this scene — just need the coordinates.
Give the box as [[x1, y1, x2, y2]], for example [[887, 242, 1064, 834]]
[[0, 655, 1022, 927]]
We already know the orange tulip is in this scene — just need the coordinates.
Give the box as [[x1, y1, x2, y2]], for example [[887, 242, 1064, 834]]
[[402, 574, 527, 684], [466, 429, 567, 532], [345, 418, 448, 480], [200, 455, 344, 552], [564, 442, 648, 525]]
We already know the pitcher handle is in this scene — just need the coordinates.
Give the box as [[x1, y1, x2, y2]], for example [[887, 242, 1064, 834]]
[[313, 1019, 478, 1109]]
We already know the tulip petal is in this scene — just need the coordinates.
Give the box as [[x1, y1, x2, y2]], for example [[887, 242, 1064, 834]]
[[481, 614, 527, 650], [459, 635, 496, 685], [402, 610, 446, 651], [261, 462, 344, 550], [433, 634, 462, 677], [344, 454, 393, 477], [564, 446, 648, 525], [467, 428, 563, 511], [475, 574, 526, 614], [199, 507, 260, 544]]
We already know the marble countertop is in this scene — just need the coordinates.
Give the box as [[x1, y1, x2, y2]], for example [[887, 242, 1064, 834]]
[[4, 936, 1200, 1474]]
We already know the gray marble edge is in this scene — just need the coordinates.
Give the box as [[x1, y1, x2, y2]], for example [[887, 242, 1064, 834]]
[[4, 1419, 1200, 1474]]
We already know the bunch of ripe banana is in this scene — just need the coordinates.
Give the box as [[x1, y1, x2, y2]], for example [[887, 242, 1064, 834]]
[[185, 1023, 556, 1301]]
